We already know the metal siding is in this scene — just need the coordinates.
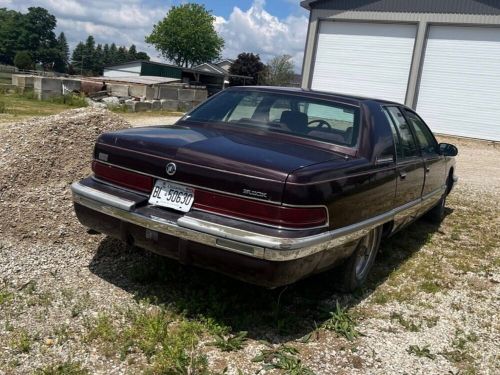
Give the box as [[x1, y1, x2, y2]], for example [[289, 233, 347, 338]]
[[309, 0, 500, 15], [416, 25, 500, 141], [141, 62, 182, 79]]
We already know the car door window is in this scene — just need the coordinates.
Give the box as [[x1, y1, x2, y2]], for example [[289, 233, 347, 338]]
[[385, 107, 419, 160], [403, 109, 438, 155]]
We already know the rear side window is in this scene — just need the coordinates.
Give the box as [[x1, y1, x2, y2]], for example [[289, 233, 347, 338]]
[[403, 109, 438, 155], [384, 106, 419, 160]]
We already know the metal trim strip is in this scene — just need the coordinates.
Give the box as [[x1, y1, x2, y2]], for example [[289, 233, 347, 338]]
[[71, 182, 445, 262]]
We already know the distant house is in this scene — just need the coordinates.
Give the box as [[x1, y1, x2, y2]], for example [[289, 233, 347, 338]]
[[103, 60, 249, 95], [195, 59, 236, 87]]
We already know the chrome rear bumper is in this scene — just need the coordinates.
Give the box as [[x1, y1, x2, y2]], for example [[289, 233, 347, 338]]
[[71, 180, 444, 262]]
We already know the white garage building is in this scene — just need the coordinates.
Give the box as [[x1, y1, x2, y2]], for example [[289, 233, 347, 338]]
[[300, 0, 500, 141]]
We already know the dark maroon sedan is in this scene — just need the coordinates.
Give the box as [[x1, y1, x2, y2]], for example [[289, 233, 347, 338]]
[[72, 87, 457, 290]]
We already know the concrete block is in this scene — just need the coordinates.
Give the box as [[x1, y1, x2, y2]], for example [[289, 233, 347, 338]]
[[161, 99, 179, 111], [125, 99, 136, 112], [34, 89, 61, 100], [81, 80, 104, 95], [61, 79, 81, 93], [178, 89, 195, 101], [157, 86, 179, 100], [129, 85, 155, 100], [13, 75, 35, 89], [134, 101, 152, 112], [192, 101, 203, 108], [178, 101, 194, 112], [108, 83, 129, 97], [151, 100, 161, 111], [194, 89, 208, 101], [33, 77, 62, 92]]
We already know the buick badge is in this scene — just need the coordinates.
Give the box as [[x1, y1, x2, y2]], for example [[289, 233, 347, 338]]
[[166, 162, 177, 176]]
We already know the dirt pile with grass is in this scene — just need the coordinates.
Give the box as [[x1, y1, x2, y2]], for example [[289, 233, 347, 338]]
[[0, 107, 130, 243]]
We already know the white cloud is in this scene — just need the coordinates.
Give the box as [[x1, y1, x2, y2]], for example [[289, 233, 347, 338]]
[[2, 0, 308, 70], [3, 0, 169, 61], [215, 0, 308, 72]]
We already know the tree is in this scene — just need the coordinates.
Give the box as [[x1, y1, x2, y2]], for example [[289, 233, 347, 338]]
[[135, 52, 150, 61], [146, 3, 224, 67], [229, 53, 266, 86], [53, 32, 69, 72], [13, 51, 33, 70], [128, 44, 137, 60], [71, 42, 87, 74], [0, 7, 58, 66], [263, 54, 295, 86], [19, 7, 57, 64]]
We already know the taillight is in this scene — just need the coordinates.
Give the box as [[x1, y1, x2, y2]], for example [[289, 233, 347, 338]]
[[193, 190, 327, 229], [92, 161, 153, 193]]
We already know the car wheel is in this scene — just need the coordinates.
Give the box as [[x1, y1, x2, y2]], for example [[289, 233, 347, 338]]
[[424, 195, 446, 224], [336, 226, 382, 292]]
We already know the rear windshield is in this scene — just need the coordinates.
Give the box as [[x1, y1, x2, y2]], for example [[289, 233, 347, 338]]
[[185, 90, 360, 147]]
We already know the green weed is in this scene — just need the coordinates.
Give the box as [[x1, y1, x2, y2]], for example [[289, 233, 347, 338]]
[[407, 345, 436, 360], [253, 345, 314, 375], [34, 361, 90, 375], [210, 331, 248, 352], [323, 302, 358, 340], [390, 312, 421, 332], [11, 329, 32, 353]]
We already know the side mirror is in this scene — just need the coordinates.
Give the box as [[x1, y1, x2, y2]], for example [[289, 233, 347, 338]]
[[439, 143, 458, 157]]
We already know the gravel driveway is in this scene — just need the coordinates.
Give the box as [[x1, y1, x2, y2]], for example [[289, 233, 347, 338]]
[[0, 109, 498, 375]]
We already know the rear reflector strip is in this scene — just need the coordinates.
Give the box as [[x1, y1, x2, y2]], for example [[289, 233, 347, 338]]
[[92, 161, 327, 229], [193, 190, 327, 229], [92, 161, 153, 193]]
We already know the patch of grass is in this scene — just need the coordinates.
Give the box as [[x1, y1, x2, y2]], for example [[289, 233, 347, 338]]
[[252, 345, 314, 375], [10, 329, 32, 353], [419, 280, 442, 294], [85, 314, 117, 343], [0, 91, 86, 124], [27, 290, 54, 307], [85, 306, 209, 374], [322, 301, 358, 341], [0, 100, 6, 113], [407, 345, 436, 360], [210, 331, 248, 352], [390, 312, 421, 332], [47, 94, 87, 107], [34, 361, 90, 375], [0, 289, 13, 305]]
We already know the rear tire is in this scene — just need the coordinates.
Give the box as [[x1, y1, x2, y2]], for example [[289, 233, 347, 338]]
[[424, 195, 446, 223], [336, 226, 382, 293]]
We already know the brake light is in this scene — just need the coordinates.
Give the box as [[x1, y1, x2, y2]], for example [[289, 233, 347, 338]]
[[92, 161, 153, 193], [193, 190, 327, 229]]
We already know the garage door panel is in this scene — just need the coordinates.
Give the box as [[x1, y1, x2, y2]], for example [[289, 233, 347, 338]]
[[416, 26, 500, 141], [311, 22, 417, 103]]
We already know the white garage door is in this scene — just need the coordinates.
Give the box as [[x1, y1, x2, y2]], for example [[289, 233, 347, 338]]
[[311, 21, 417, 103], [417, 26, 500, 141]]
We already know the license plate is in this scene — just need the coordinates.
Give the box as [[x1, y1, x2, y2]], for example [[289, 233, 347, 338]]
[[148, 180, 194, 213]]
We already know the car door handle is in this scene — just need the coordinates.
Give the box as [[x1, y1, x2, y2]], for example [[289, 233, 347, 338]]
[[399, 172, 407, 180]]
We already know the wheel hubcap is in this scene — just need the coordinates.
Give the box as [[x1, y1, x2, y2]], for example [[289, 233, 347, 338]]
[[354, 230, 378, 279]]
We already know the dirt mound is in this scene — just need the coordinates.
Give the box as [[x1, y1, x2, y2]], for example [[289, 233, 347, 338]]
[[0, 107, 131, 243]]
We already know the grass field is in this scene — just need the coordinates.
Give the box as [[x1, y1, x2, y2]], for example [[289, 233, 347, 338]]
[[0, 91, 88, 125]]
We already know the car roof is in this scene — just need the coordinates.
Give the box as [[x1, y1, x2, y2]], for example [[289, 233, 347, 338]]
[[227, 86, 403, 107]]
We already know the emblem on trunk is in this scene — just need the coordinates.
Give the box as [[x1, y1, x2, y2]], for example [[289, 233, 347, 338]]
[[166, 162, 177, 176]]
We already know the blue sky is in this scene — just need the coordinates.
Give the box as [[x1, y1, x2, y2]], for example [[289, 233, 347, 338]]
[[0, 0, 308, 71]]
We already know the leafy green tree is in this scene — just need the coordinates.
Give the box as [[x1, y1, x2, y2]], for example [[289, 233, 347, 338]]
[[13, 51, 33, 70], [0, 9, 23, 64], [146, 3, 224, 67], [229, 53, 266, 86], [128, 44, 137, 60], [263, 54, 295, 86], [71, 42, 87, 74], [53, 32, 69, 72], [135, 52, 150, 61], [19, 7, 58, 64]]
